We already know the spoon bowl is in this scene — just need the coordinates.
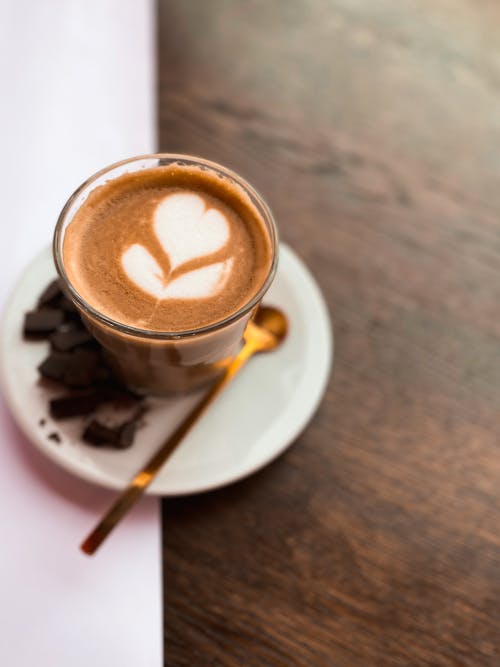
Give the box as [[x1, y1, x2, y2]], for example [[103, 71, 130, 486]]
[[247, 306, 288, 351]]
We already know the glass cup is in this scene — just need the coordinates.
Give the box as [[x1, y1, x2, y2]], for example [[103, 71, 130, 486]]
[[53, 154, 278, 395]]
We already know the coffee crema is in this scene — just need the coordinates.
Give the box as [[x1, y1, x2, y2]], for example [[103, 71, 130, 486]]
[[63, 165, 272, 332]]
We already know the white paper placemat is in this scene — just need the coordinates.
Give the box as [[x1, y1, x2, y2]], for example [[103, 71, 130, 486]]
[[0, 2, 162, 665]]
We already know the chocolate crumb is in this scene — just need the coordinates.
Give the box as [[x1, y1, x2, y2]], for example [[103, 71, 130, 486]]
[[48, 432, 61, 444], [39, 418, 46, 427]]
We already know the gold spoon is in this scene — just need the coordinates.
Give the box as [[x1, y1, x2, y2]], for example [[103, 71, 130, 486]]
[[81, 306, 288, 555]]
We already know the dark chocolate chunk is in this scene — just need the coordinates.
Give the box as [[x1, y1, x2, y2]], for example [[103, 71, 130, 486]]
[[58, 320, 81, 332], [94, 366, 112, 383], [58, 295, 79, 317], [116, 420, 137, 449], [100, 383, 142, 404], [63, 348, 99, 387], [49, 328, 94, 352], [28, 278, 146, 447], [49, 391, 102, 419], [37, 277, 79, 320], [23, 309, 64, 338], [82, 420, 119, 447], [37, 279, 63, 308], [82, 414, 140, 449], [38, 351, 72, 382]]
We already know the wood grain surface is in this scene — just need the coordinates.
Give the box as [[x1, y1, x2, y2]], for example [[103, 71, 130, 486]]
[[158, 2, 500, 665]]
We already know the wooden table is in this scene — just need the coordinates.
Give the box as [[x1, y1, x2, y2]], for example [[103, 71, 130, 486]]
[[159, 2, 500, 665]]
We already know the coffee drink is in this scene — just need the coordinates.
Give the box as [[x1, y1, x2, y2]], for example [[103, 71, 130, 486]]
[[55, 155, 277, 394], [63, 165, 272, 332]]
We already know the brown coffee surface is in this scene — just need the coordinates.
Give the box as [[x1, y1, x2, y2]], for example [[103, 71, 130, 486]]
[[63, 164, 273, 332]]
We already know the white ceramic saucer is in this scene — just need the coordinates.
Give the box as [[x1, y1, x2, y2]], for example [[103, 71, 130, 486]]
[[0, 244, 332, 496]]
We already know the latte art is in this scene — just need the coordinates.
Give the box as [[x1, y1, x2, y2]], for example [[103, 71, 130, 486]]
[[63, 164, 272, 332], [121, 192, 233, 300], [154, 192, 230, 271], [122, 243, 233, 300]]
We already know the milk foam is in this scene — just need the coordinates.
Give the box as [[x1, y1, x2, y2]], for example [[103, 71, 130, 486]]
[[121, 192, 232, 300], [63, 165, 273, 332]]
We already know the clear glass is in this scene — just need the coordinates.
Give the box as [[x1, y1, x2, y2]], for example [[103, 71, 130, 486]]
[[53, 154, 278, 394]]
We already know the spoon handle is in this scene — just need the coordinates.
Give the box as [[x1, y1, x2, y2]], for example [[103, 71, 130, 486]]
[[80, 340, 257, 555]]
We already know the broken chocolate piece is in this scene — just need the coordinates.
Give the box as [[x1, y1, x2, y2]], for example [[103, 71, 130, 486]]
[[27, 277, 147, 447], [82, 413, 140, 449], [116, 420, 137, 449], [94, 366, 112, 384], [49, 328, 94, 352], [23, 309, 64, 338], [38, 351, 72, 382], [37, 279, 63, 308], [82, 420, 119, 447], [49, 390, 102, 419], [63, 348, 99, 387], [99, 382, 142, 405], [49, 384, 140, 420], [58, 295, 79, 317]]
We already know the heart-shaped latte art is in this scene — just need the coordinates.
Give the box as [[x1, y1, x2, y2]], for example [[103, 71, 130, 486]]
[[121, 192, 233, 300], [155, 192, 229, 270]]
